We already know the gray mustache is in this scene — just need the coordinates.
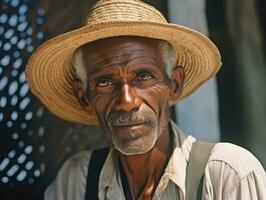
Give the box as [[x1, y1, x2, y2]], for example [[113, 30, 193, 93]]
[[108, 111, 147, 127]]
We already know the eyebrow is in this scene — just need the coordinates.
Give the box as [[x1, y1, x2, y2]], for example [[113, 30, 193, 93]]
[[88, 72, 114, 81]]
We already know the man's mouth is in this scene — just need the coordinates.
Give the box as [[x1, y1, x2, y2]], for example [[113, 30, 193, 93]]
[[113, 121, 145, 128]]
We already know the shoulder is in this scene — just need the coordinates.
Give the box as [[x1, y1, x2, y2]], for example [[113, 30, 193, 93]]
[[203, 142, 266, 198], [58, 148, 110, 178], [208, 142, 264, 179], [58, 150, 93, 178], [44, 151, 93, 200]]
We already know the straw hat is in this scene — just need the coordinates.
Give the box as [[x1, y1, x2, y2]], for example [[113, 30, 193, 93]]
[[26, 0, 222, 125]]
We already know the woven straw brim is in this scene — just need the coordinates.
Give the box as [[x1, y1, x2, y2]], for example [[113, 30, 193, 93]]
[[26, 21, 222, 125]]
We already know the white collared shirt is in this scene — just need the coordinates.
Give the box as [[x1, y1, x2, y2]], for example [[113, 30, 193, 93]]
[[45, 121, 266, 200]]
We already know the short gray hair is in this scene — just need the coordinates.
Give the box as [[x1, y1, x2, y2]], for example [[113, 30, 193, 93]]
[[72, 40, 177, 88]]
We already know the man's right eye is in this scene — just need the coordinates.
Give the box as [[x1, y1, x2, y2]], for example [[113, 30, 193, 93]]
[[96, 79, 113, 87]]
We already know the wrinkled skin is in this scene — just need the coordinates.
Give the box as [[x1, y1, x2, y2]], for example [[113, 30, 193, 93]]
[[72, 36, 184, 199]]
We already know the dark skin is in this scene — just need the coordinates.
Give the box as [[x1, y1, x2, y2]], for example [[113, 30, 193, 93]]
[[72, 36, 185, 200]]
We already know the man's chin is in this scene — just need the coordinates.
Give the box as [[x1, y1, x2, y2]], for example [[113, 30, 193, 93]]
[[113, 135, 157, 155], [110, 123, 152, 141], [115, 145, 154, 156]]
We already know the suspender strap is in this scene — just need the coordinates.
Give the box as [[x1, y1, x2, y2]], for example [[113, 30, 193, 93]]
[[85, 141, 213, 200], [85, 148, 109, 200], [185, 141, 214, 200]]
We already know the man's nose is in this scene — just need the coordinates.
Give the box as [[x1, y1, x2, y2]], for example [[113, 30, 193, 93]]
[[114, 84, 140, 112]]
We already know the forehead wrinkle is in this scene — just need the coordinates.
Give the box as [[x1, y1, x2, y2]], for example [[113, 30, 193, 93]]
[[83, 37, 160, 58], [84, 43, 135, 61], [88, 53, 132, 71], [87, 47, 158, 66], [90, 58, 159, 76], [88, 52, 160, 75], [84, 40, 158, 63]]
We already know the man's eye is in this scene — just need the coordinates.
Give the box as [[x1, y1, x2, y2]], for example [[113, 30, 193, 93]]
[[137, 72, 153, 81], [96, 79, 113, 87]]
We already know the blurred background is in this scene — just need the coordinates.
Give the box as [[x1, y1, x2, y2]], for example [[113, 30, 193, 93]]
[[0, 0, 265, 199]]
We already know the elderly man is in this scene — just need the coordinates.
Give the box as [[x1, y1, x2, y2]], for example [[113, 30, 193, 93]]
[[26, 0, 266, 199]]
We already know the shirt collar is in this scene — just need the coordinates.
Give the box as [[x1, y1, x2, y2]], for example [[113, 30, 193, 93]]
[[154, 120, 195, 198], [98, 120, 195, 199]]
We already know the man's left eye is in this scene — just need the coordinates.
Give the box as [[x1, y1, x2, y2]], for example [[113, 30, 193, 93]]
[[137, 72, 153, 81]]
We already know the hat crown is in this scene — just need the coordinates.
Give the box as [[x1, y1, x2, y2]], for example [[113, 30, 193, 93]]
[[86, 0, 167, 25]]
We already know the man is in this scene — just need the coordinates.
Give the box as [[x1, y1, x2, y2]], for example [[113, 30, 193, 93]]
[[26, 0, 266, 199]]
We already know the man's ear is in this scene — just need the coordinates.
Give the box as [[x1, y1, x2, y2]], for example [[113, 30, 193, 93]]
[[72, 79, 95, 114], [169, 67, 185, 101]]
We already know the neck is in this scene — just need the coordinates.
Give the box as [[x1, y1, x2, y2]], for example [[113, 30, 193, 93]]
[[118, 123, 172, 199]]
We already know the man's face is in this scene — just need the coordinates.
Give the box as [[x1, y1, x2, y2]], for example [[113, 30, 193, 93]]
[[77, 37, 182, 155]]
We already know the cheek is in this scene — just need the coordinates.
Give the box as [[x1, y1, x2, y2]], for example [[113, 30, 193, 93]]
[[138, 84, 170, 109], [89, 92, 114, 121], [138, 84, 171, 130]]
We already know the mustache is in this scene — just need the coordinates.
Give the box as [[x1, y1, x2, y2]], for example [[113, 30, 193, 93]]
[[108, 111, 151, 127]]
